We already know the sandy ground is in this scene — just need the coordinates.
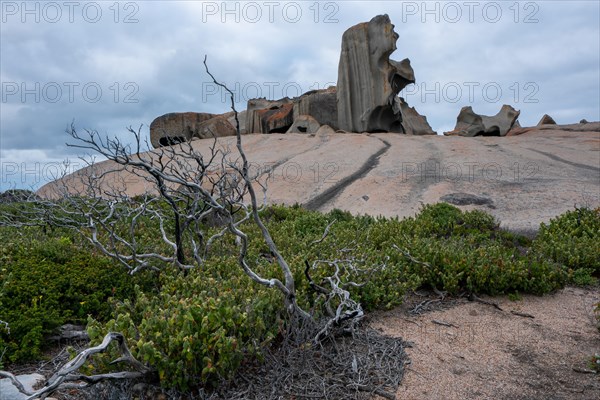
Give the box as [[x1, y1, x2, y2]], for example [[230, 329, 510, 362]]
[[370, 286, 600, 400]]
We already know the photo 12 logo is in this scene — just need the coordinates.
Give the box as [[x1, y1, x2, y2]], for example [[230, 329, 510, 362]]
[[1, 81, 140, 104], [402, 81, 540, 104], [201, 81, 336, 103], [1, 161, 83, 187], [399, 1, 540, 24], [401, 161, 540, 183], [199, 1, 340, 23], [1, 1, 139, 23]]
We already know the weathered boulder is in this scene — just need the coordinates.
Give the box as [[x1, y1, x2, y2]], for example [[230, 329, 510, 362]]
[[245, 98, 294, 133], [294, 87, 338, 130], [150, 112, 216, 148], [287, 115, 321, 134], [196, 115, 237, 139], [316, 125, 336, 136], [337, 14, 415, 133], [444, 105, 520, 137], [537, 114, 557, 126], [399, 98, 436, 135]]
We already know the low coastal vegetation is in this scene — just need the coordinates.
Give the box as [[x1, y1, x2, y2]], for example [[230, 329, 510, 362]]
[[0, 200, 598, 390]]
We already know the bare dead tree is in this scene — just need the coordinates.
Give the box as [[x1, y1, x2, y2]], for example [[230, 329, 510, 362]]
[[0, 58, 378, 397]]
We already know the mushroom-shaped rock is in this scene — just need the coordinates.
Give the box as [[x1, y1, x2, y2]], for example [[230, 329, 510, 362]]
[[150, 112, 216, 148], [294, 87, 338, 130], [444, 105, 520, 137], [337, 14, 415, 133], [287, 115, 321, 134]]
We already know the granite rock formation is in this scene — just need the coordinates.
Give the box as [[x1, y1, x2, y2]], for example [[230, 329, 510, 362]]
[[294, 87, 338, 130], [287, 115, 321, 134], [537, 114, 557, 126], [399, 98, 436, 135], [444, 105, 520, 137], [245, 98, 294, 133], [196, 115, 237, 139], [336, 14, 417, 133], [150, 112, 216, 148]]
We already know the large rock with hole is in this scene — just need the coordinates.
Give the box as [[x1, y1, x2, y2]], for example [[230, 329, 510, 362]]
[[443, 105, 520, 137], [287, 115, 321, 134], [294, 87, 338, 130], [399, 98, 436, 135], [150, 112, 216, 148], [245, 98, 294, 134], [337, 15, 415, 133]]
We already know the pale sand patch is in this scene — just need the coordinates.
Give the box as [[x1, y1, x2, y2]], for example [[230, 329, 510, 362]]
[[369, 286, 600, 400]]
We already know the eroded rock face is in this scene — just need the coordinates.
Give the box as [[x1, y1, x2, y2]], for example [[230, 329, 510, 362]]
[[399, 98, 436, 135], [294, 87, 338, 130], [337, 14, 415, 133], [444, 105, 520, 137], [196, 115, 237, 139], [150, 112, 216, 148], [245, 98, 294, 133]]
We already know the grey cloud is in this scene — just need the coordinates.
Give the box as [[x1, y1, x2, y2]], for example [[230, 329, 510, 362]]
[[1, 0, 598, 189]]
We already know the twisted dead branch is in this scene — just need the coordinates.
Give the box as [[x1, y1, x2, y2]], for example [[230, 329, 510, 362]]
[[0, 332, 150, 400]]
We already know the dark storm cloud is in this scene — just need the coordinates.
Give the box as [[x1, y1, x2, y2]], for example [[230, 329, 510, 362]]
[[1, 0, 599, 189]]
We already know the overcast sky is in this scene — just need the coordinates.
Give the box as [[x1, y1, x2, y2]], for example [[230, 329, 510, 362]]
[[1, 0, 599, 190]]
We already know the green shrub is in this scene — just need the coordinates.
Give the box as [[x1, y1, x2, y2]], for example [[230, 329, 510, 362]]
[[533, 207, 600, 275], [87, 261, 281, 391], [0, 227, 157, 364]]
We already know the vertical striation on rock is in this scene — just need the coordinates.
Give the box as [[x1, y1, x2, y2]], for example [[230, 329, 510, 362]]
[[294, 87, 338, 130], [336, 14, 417, 133], [245, 98, 294, 133]]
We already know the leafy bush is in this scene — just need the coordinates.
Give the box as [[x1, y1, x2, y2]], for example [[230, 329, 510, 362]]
[[0, 227, 157, 364], [532, 207, 600, 274], [87, 261, 281, 390]]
